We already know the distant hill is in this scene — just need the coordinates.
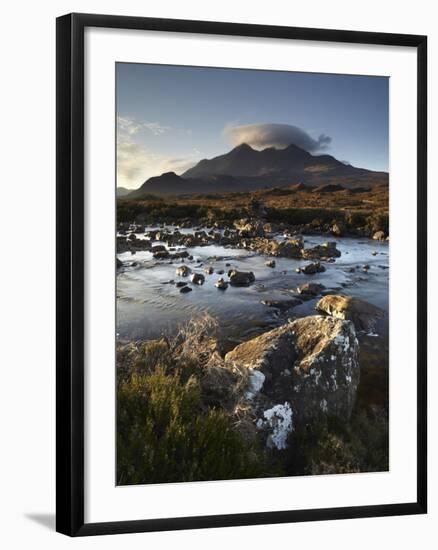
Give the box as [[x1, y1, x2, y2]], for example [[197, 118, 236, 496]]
[[117, 187, 131, 197], [126, 143, 388, 198]]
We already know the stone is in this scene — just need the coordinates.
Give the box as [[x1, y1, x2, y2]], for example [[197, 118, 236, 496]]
[[215, 278, 228, 290], [190, 273, 205, 285], [316, 294, 385, 332], [176, 265, 191, 277], [179, 285, 192, 294], [228, 269, 256, 286], [373, 230, 386, 240], [153, 250, 170, 259], [296, 282, 326, 296], [225, 316, 360, 427], [302, 241, 341, 260], [265, 260, 276, 268], [234, 218, 265, 238], [298, 262, 326, 275]]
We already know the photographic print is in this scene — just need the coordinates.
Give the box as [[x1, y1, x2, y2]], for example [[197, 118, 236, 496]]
[[115, 64, 389, 486]]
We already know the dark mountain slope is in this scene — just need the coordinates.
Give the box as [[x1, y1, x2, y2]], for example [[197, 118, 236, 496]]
[[126, 143, 388, 197]]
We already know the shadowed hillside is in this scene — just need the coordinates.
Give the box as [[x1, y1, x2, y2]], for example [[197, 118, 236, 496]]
[[126, 143, 388, 198]]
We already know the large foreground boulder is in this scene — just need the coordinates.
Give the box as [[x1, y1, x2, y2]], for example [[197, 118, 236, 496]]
[[225, 316, 360, 446], [316, 295, 385, 333]]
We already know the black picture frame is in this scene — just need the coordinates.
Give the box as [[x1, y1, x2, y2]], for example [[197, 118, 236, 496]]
[[56, 12, 427, 537]]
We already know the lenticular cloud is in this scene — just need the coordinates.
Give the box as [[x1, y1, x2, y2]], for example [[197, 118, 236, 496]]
[[224, 123, 331, 152]]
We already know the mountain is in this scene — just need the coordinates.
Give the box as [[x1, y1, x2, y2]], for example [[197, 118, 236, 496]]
[[183, 143, 312, 179], [126, 143, 388, 197], [117, 187, 131, 197]]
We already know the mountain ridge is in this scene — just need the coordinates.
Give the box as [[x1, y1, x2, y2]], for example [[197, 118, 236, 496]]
[[126, 143, 388, 198]]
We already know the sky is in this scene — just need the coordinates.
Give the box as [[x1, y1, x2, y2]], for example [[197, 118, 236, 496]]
[[116, 63, 389, 189]]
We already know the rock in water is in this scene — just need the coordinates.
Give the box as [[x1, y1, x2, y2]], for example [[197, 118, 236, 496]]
[[228, 269, 255, 286], [296, 282, 326, 296], [373, 230, 386, 240], [302, 242, 341, 260], [215, 278, 228, 290], [265, 259, 276, 268], [261, 298, 301, 311], [316, 294, 385, 333], [298, 262, 326, 275], [153, 250, 170, 259], [176, 265, 191, 277], [175, 281, 188, 288], [225, 316, 360, 429], [190, 273, 205, 285], [234, 218, 265, 237], [179, 285, 192, 294]]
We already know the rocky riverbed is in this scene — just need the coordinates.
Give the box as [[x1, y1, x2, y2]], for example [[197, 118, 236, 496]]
[[116, 224, 388, 346], [116, 222, 389, 481]]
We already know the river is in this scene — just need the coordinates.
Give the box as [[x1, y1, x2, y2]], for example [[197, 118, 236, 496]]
[[116, 227, 389, 349]]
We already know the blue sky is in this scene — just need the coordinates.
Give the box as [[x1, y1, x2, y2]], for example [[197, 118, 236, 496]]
[[116, 63, 388, 189]]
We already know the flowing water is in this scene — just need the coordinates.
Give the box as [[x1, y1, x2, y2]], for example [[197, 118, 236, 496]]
[[117, 228, 389, 347]]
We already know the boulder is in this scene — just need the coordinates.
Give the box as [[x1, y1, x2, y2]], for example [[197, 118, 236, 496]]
[[265, 260, 276, 268], [153, 250, 170, 259], [228, 269, 255, 286], [373, 230, 386, 240], [190, 273, 205, 285], [176, 265, 191, 277], [302, 242, 341, 260], [316, 294, 385, 332], [263, 222, 278, 234], [298, 262, 326, 275], [172, 250, 190, 260], [234, 218, 265, 238], [215, 278, 228, 290], [116, 257, 123, 269], [204, 266, 214, 274], [278, 237, 304, 258], [296, 282, 325, 296], [179, 285, 192, 294], [240, 236, 303, 258], [225, 316, 360, 434]]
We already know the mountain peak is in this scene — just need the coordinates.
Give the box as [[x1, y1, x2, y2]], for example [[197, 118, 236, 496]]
[[233, 142, 253, 151]]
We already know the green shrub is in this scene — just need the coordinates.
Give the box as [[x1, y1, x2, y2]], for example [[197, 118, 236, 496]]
[[117, 369, 264, 485], [281, 406, 389, 476]]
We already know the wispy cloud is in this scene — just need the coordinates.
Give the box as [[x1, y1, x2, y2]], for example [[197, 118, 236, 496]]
[[117, 121, 197, 188], [224, 123, 332, 152], [117, 116, 171, 137]]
